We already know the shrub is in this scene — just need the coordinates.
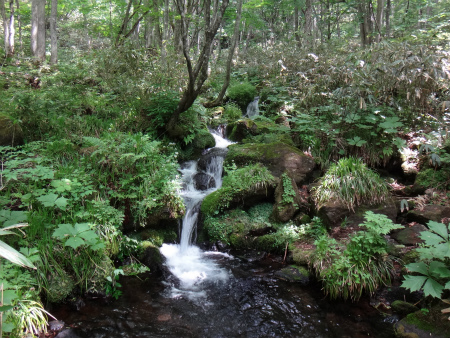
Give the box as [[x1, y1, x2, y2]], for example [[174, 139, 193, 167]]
[[223, 102, 243, 121], [310, 211, 402, 301], [227, 82, 257, 111], [312, 157, 390, 211]]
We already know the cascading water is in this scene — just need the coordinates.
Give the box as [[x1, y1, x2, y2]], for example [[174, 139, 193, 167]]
[[246, 96, 260, 119], [160, 127, 234, 302]]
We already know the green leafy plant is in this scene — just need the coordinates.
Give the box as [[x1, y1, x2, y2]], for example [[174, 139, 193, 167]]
[[402, 221, 450, 299], [105, 269, 124, 300], [52, 223, 105, 251], [310, 211, 402, 301], [312, 157, 390, 211], [280, 173, 297, 206], [227, 82, 257, 111]]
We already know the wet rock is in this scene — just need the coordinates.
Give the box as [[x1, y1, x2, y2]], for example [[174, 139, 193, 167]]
[[226, 118, 275, 142], [394, 308, 450, 338], [318, 200, 397, 228], [197, 147, 228, 172], [391, 301, 419, 317], [55, 328, 81, 338], [274, 265, 310, 285], [141, 244, 165, 276], [193, 172, 216, 191], [49, 320, 65, 331], [391, 223, 427, 246], [226, 142, 315, 184], [406, 205, 450, 224]]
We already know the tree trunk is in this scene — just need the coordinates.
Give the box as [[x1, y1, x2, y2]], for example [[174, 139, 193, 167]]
[[31, 0, 46, 62], [15, 0, 21, 52], [0, 0, 10, 57], [375, 0, 383, 42], [385, 0, 390, 37], [358, 0, 373, 47], [304, 0, 312, 38], [294, 5, 300, 48], [7, 0, 14, 56], [203, 0, 242, 108], [166, 0, 230, 135], [50, 0, 57, 65]]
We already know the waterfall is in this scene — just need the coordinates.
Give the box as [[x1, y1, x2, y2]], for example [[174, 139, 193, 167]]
[[246, 96, 260, 119], [160, 127, 233, 301]]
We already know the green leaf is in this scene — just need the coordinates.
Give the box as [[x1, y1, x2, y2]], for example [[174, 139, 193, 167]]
[[405, 262, 429, 275], [420, 231, 445, 246], [78, 230, 99, 242], [0, 210, 28, 227], [401, 275, 428, 292], [427, 221, 449, 240], [37, 193, 59, 207], [65, 237, 85, 250], [0, 241, 36, 269], [1, 289, 18, 305], [423, 278, 444, 298], [53, 224, 77, 239], [74, 223, 91, 233], [54, 197, 68, 209]]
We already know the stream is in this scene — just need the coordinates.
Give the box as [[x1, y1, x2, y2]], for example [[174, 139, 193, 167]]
[[51, 128, 396, 338]]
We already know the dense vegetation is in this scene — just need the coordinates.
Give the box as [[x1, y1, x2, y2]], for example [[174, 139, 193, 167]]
[[1, 0, 450, 336]]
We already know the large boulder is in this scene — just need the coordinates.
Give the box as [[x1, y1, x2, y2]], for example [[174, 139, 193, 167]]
[[318, 200, 397, 228], [271, 173, 310, 223], [226, 118, 275, 142], [0, 113, 24, 146], [226, 142, 315, 184], [390, 223, 427, 246], [406, 205, 450, 224]]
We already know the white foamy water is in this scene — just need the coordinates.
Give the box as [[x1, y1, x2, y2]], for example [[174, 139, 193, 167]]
[[161, 128, 233, 302], [160, 244, 230, 301]]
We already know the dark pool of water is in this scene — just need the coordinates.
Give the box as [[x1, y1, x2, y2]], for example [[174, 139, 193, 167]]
[[51, 252, 396, 338]]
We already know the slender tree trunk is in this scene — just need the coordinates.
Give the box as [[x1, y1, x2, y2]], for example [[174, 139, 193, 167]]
[[375, 0, 383, 42], [167, 0, 230, 135], [0, 0, 11, 57], [7, 0, 14, 55], [15, 0, 21, 52], [385, 0, 390, 37], [294, 5, 300, 48], [203, 0, 242, 108], [304, 0, 312, 45], [162, 0, 169, 60], [50, 0, 57, 65], [31, 0, 46, 61]]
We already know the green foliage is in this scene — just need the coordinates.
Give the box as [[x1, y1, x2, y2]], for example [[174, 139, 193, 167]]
[[227, 82, 257, 111], [312, 157, 390, 211], [280, 173, 297, 206], [223, 102, 243, 121], [201, 164, 275, 216], [310, 211, 401, 301], [105, 269, 124, 300], [144, 91, 179, 132], [402, 221, 450, 299], [415, 168, 450, 190], [300, 216, 327, 240], [52, 223, 105, 251]]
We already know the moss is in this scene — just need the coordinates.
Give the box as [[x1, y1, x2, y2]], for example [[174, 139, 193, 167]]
[[415, 168, 450, 190], [46, 270, 75, 303], [140, 228, 178, 247], [291, 246, 315, 265], [200, 163, 275, 216], [225, 141, 306, 167]]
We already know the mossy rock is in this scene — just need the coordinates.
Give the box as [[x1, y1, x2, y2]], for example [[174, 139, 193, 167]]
[[391, 300, 419, 317], [274, 265, 311, 284], [46, 270, 75, 303], [0, 113, 24, 146], [291, 244, 315, 265], [140, 242, 166, 276], [394, 307, 450, 338], [225, 142, 315, 184], [140, 228, 178, 247], [200, 164, 276, 216], [226, 118, 276, 142]]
